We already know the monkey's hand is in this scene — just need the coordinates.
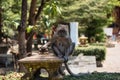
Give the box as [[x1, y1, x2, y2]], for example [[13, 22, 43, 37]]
[[42, 41, 51, 48]]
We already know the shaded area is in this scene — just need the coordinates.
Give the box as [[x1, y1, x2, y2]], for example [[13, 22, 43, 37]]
[[64, 73, 120, 80]]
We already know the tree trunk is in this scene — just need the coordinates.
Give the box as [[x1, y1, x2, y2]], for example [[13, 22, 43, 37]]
[[0, 7, 2, 43], [26, 0, 37, 53], [18, 0, 27, 59], [26, 0, 46, 53], [113, 6, 120, 26]]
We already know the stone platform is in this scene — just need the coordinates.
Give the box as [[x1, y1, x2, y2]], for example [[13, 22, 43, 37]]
[[65, 54, 96, 75], [18, 54, 64, 80]]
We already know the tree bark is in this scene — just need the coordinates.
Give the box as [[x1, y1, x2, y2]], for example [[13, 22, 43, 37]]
[[18, 0, 27, 59], [35, 0, 46, 21], [113, 6, 120, 26], [0, 7, 2, 43], [26, 0, 47, 53], [26, 0, 37, 53]]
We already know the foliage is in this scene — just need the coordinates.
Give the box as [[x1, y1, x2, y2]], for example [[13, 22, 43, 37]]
[[59, 0, 120, 42], [64, 73, 120, 80], [0, 72, 23, 80], [1, 0, 120, 39], [73, 45, 106, 61], [0, 0, 62, 38], [1, 0, 21, 37], [0, 72, 120, 80], [60, 0, 109, 23], [105, 0, 120, 25], [85, 25, 106, 42], [43, 0, 62, 19], [89, 43, 105, 46], [25, 0, 62, 36], [38, 0, 62, 33], [108, 0, 120, 7]]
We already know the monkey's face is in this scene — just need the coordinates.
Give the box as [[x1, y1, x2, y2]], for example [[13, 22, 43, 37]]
[[57, 29, 67, 37], [55, 25, 68, 37]]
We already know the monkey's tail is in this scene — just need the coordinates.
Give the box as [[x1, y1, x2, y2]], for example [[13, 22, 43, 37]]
[[64, 62, 89, 77]]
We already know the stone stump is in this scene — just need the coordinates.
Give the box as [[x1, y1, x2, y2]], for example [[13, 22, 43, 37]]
[[18, 54, 64, 80]]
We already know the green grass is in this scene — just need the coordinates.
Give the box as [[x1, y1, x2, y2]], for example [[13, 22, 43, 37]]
[[0, 72, 120, 80]]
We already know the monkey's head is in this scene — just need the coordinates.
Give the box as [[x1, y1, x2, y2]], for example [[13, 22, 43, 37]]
[[55, 25, 68, 37], [57, 28, 67, 37]]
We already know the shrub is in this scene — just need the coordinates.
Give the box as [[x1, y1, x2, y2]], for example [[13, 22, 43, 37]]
[[63, 73, 120, 80], [73, 45, 106, 62], [89, 43, 105, 46]]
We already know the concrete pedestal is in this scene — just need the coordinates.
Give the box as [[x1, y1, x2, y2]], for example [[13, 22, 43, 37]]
[[18, 54, 64, 80]]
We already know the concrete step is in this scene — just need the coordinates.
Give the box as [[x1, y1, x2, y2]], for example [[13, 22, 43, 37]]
[[65, 54, 96, 74]]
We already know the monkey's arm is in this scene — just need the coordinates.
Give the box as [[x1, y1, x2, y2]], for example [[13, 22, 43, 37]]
[[51, 44, 63, 58], [42, 36, 56, 48], [42, 41, 51, 48]]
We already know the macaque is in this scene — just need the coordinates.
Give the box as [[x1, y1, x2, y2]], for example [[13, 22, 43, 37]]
[[42, 25, 73, 58], [41, 25, 86, 77], [42, 25, 75, 75]]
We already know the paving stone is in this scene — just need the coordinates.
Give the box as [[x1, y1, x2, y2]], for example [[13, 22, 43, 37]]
[[65, 55, 96, 75]]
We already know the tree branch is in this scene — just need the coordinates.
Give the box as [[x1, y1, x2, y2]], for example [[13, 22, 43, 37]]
[[35, 0, 50, 21], [28, 0, 37, 25]]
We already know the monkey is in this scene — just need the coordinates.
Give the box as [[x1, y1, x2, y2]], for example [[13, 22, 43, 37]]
[[42, 25, 72, 57], [44, 25, 84, 76], [40, 25, 88, 77], [50, 25, 78, 76]]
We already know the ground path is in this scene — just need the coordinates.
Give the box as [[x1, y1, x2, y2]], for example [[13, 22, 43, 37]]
[[65, 42, 120, 74], [96, 42, 120, 73]]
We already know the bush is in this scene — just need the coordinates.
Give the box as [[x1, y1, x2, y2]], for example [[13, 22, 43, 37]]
[[89, 43, 105, 46], [63, 73, 120, 80], [73, 45, 106, 62]]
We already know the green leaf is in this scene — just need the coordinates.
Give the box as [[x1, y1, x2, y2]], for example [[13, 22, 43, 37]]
[[26, 25, 34, 33]]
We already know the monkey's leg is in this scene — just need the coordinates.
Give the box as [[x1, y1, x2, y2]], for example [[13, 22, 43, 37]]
[[51, 44, 63, 58], [66, 42, 75, 56]]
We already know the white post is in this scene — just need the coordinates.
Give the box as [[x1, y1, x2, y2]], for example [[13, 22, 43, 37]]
[[70, 22, 79, 46]]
